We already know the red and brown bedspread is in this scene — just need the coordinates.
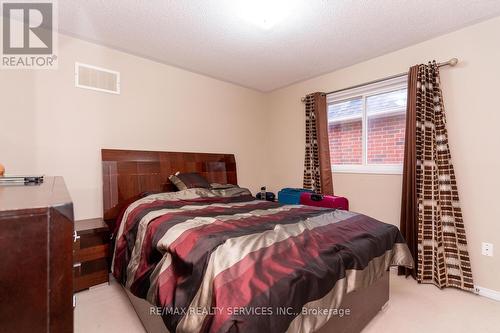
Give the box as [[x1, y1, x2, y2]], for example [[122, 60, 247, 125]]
[[112, 189, 413, 333]]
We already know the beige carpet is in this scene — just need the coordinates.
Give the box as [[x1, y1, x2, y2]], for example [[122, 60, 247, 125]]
[[75, 271, 500, 333]]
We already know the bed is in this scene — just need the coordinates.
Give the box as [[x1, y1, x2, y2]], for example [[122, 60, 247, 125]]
[[102, 149, 413, 333]]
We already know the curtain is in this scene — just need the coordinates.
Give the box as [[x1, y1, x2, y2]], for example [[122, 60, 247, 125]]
[[303, 92, 333, 195], [400, 61, 474, 291], [399, 65, 419, 279]]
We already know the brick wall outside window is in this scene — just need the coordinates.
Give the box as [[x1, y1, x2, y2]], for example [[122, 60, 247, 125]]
[[328, 113, 406, 165], [328, 120, 362, 164], [367, 113, 406, 164]]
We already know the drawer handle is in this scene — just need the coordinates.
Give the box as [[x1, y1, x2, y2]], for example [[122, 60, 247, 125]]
[[73, 231, 80, 242], [73, 262, 82, 268]]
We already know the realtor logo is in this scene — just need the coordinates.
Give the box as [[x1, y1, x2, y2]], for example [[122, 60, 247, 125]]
[[1, 0, 58, 69]]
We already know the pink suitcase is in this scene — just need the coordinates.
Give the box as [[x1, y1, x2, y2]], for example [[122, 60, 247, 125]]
[[299, 192, 349, 210]]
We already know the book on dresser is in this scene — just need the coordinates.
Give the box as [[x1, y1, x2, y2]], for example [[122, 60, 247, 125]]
[[0, 176, 74, 333]]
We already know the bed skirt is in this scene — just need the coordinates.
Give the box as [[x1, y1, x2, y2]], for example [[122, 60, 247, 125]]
[[124, 271, 390, 333]]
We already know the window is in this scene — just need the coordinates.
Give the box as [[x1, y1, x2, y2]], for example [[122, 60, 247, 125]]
[[327, 77, 407, 174]]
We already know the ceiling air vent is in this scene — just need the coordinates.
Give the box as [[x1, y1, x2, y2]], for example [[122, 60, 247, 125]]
[[75, 62, 120, 94]]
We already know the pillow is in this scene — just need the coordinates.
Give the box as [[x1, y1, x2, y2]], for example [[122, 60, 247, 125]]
[[169, 172, 211, 190], [209, 183, 238, 190]]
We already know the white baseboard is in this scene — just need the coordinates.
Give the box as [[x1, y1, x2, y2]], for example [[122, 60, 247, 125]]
[[475, 286, 500, 302]]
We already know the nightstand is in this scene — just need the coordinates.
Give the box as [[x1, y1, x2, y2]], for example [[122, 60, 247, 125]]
[[73, 218, 110, 292]]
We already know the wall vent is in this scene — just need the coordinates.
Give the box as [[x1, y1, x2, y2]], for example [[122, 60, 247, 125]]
[[75, 62, 120, 94]]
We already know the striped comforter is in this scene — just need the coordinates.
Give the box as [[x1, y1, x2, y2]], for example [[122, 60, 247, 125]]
[[113, 188, 413, 333]]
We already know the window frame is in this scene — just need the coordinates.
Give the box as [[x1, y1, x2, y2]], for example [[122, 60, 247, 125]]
[[327, 76, 408, 175]]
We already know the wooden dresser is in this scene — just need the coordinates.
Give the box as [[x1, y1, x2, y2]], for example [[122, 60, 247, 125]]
[[0, 177, 74, 333], [73, 218, 110, 292]]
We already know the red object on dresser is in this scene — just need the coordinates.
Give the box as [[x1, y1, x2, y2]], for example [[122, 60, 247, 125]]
[[299, 192, 349, 210]]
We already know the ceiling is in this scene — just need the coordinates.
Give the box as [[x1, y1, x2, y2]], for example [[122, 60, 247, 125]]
[[59, 0, 500, 92]]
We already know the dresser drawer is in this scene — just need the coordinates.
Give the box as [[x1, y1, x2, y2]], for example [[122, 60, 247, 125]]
[[74, 243, 109, 262], [73, 218, 110, 292], [73, 258, 109, 292], [73, 229, 108, 251]]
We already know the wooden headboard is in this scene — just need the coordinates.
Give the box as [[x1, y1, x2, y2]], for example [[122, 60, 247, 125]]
[[101, 149, 237, 222]]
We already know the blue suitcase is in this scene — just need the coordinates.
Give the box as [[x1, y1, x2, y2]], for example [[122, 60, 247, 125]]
[[278, 188, 314, 205]]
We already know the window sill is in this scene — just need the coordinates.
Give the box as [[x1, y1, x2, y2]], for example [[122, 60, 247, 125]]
[[332, 165, 403, 175]]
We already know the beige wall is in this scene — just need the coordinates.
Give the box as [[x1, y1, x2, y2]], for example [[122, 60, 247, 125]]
[[0, 34, 268, 220], [265, 17, 500, 291]]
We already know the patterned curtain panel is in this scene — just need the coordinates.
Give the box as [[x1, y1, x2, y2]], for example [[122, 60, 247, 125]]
[[402, 62, 474, 291], [303, 92, 333, 194]]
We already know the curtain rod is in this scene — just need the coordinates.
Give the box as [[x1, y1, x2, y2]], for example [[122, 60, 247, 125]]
[[301, 58, 458, 102]]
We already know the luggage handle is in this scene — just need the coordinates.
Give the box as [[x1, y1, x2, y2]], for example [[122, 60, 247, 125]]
[[311, 193, 324, 202]]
